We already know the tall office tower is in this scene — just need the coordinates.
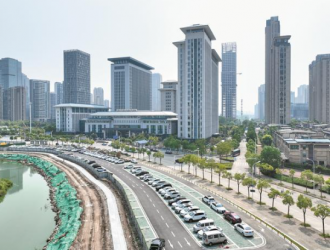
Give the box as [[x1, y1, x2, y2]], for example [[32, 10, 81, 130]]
[[3, 87, 26, 121], [50, 92, 56, 120], [104, 99, 110, 108], [159, 80, 177, 113], [0, 86, 3, 120], [174, 24, 221, 139], [291, 91, 295, 104], [151, 73, 162, 111], [54, 82, 63, 104], [297, 84, 309, 104], [0, 58, 22, 89], [309, 54, 330, 123], [90, 93, 93, 104], [22, 74, 30, 118], [265, 16, 280, 124], [63, 50, 91, 104], [30, 80, 51, 121], [221, 42, 237, 119], [108, 57, 153, 111], [254, 104, 259, 119], [258, 84, 265, 121], [93, 87, 104, 106]]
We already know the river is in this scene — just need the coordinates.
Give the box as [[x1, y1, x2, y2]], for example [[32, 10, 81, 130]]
[[0, 160, 56, 250]]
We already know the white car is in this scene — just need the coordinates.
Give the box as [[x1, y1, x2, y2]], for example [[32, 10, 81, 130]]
[[152, 180, 165, 187], [197, 225, 223, 239], [131, 159, 138, 164], [165, 191, 180, 200], [234, 223, 254, 237], [171, 199, 191, 209], [202, 195, 215, 205], [160, 187, 176, 196], [175, 202, 191, 214], [210, 202, 226, 214], [180, 206, 199, 217], [148, 178, 159, 185], [124, 164, 134, 169], [184, 210, 207, 222]]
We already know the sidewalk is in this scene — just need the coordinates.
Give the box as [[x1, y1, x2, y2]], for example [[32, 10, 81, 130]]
[[142, 160, 330, 250]]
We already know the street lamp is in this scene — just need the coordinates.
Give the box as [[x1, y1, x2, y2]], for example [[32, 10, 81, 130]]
[[306, 157, 316, 192], [253, 161, 261, 179]]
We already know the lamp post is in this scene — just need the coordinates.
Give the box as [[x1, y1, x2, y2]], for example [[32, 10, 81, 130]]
[[307, 158, 316, 193]]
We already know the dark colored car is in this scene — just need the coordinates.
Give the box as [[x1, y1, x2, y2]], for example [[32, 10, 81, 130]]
[[165, 150, 173, 154], [223, 212, 242, 224], [149, 238, 165, 250], [150, 148, 159, 152], [88, 160, 96, 165], [156, 183, 172, 191], [136, 171, 149, 177], [168, 196, 186, 206], [91, 163, 102, 169]]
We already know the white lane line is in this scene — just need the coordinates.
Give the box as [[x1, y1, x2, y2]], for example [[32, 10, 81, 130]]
[[161, 215, 164, 220], [171, 231, 175, 237], [147, 194, 149, 198], [166, 223, 169, 228], [248, 239, 257, 246], [178, 241, 183, 248], [168, 240, 173, 248], [184, 238, 191, 246], [157, 209, 160, 214], [153, 204, 155, 207]]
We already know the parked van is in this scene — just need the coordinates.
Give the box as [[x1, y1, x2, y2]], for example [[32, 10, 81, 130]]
[[202, 231, 227, 246], [193, 219, 215, 233]]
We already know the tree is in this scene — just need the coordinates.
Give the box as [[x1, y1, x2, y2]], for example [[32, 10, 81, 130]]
[[190, 155, 200, 176], [216, 164, 227, 186], [260, 146, 281, 168], [231, 139, 240, 150], [276, 168, 283, 184], [234, 173, 246, 194], [242, 177, 257, 199], [131, 147, 136, 158], [257, 179, 271, 205], [314, 174, 325, 198], [146, 151, 151, 162], [297, 194, 312, 227], [301, 170, 313, 193], [282, 191, 295, 218], [261, 134, 273, 146], [157, 152, 164, 165], [312, 204, 330, 237], [289, 169, 295, 189], [182, 154, 193, 174], [223, 171, 233, 190], [268, 188, 281, 210], [141, 148, 147, 160], [195, 139, 207, 157], [217, 141, 232, 163], [198, 158, 207, 180]]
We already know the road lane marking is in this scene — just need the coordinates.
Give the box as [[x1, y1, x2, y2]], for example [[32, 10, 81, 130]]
[[161, 216, 164, 220], [157, 209, 159, 214], [171, 231, 175, 237], [166, 223, 169, 228], [178, 241, 183, 248], [184, 238, 191, 246], [168, 240, 173, 248], [153, 204, 155, 207]]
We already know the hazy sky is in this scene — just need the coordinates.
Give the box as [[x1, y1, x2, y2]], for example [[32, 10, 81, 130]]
[[1, 0, 330, 113]]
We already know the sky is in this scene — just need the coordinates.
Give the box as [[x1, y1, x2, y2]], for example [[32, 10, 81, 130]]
[[1, 0, 330, 114]]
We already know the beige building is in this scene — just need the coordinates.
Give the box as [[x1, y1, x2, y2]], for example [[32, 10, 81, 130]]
[[159, 80, 177, 113], [309, 54, 330, 123], [274, 129, 330, 165]]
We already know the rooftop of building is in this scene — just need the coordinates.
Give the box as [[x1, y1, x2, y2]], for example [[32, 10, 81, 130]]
[[55, 103, 108, 109], [180, 24, 216, 40], [108, 57, 154, 70], [90, 111, 177, 117], [277, 129, 316, 134], [162, 80, 178, 84], [64, 49, 90, 56], [212, 49, 221, 62]]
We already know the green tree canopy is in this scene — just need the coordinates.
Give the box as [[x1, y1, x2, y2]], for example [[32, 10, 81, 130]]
[[260, 146, 281, 168], [261, 134, 273, 146]]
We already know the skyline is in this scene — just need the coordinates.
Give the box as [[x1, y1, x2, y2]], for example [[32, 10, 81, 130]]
[[1, 0, 330, 113]]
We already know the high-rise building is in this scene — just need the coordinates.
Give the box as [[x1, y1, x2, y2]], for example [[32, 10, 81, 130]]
[[30, 79, 50, 121], [0, 86, 3, 120], [309, 54, 330, 123], [22, 74, 30, 118], [291, 91, 295, 104], [254, 104, 259, 119], [174, 24, 221, 139], [63, 50, 91, 104], [297, 84, 309, 104], [291, 103, 308, 121], [221, 42, 237, 119], [265, 16, 291, 124], [104, 99, 110, 108], [109, 57, 153, 111], [90, 93, 93, 104], [265, 16, 280, 124], [54, 82, 63, 105], [159, 80, 177, 113], [50, 92, 56, 120], [258, 84, 265, 121], [152, 73, 162, 111], [93, 87, 104, 106], [0, 58, 22, 89], [3, 87, 26, 121]]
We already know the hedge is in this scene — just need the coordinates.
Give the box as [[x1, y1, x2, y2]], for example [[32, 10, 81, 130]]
[[284, 162, 330, 175], [274, 173, 315, 189]]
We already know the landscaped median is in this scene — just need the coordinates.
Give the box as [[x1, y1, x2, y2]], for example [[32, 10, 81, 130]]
[[0, 154, 82, 250]]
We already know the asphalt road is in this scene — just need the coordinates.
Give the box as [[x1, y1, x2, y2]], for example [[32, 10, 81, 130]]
[[72, 152, 296, 250], [74, 153, 201, 250]]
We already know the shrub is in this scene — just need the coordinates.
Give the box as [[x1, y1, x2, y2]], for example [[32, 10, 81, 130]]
[[274, 174, 314, 189]]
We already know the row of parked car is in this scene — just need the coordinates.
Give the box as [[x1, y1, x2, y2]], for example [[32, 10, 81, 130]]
[[82, 150, 138, 165], [126, 166, 231, 246]]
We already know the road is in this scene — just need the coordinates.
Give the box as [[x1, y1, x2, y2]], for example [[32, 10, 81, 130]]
[[72, 151, 294, 250]]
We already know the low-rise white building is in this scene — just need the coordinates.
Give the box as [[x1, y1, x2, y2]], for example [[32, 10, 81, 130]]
[[83, 110, 178, 138], [55, 104, 109, 133]]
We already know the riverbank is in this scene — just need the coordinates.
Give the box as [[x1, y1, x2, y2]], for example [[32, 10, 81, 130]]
[[0, 178, 13, 203]]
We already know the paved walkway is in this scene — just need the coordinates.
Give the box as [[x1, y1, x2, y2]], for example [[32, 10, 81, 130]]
[[142, 160, 330, 250]]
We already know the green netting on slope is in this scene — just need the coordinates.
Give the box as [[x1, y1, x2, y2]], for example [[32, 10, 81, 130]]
[[0, 154, 82, 250]]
